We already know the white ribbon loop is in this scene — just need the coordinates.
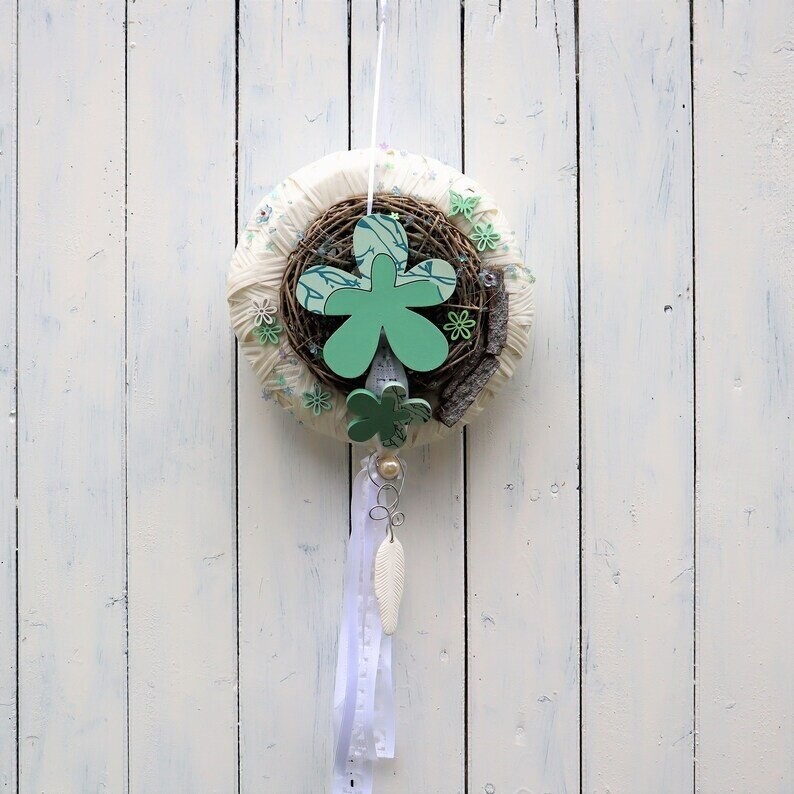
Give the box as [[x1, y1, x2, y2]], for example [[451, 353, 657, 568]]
[[366, 1, 388, 215]]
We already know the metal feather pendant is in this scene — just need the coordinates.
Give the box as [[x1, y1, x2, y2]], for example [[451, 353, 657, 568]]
[[374, 535, 405, 635]]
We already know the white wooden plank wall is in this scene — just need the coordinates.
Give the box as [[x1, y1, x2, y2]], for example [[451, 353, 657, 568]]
[[694, 1, 793, 790], [126, 3, 237, 790], [237, 2, 349, 789], [579, 3, 696, 790], [0, 1, 15, 789], [1, 2, 791, 793], [16, 3, 127, 790], [465, 2, 580, 792]]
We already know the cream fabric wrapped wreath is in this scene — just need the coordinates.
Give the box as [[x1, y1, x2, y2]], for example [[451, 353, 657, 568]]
[[228, 149, 534, 448]]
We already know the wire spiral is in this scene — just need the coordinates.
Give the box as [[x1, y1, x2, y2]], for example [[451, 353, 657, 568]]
[[366, 452, 407, 541]]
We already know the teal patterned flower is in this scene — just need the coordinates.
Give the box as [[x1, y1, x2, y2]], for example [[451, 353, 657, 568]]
[[448, 190, 481, 221], [254, 323, 282, 345], [302, 383, 333, 416], [346, 382, 431, 449], [470, 222, 501, 252], [443, 310, 476, 341], [295, 214, 457, 378]]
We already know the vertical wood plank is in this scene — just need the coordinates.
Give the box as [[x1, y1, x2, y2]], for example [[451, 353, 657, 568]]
[[694, 2, 793, 790], [126, 3, 237, 789], [0, 1, 16, 788], [16, 2, 127, 790], [579, 2, 695, 790], [464, 2, 580, 791], [236, 1, 349, 789], [350, 2, 465, 790]]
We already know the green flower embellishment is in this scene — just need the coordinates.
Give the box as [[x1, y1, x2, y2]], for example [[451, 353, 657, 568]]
[[448, 190, 481, 221], [295, 214, 457, 378], [471, 222, 501, 252], [302, 383, 333, 416], [253, 323, 283, 345], [443, 309, 477, 341], [346, 382, 431, 449]]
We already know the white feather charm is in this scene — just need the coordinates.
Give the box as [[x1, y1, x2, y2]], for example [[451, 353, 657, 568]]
[[374, 535, 405, 635]]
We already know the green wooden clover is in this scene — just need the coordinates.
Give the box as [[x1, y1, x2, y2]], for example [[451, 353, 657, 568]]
[[296, 214, 457, 378], [346, 382, 431, 449]]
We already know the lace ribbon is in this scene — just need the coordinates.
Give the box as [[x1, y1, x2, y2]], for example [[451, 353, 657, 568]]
[[332, 463, 395, 793]]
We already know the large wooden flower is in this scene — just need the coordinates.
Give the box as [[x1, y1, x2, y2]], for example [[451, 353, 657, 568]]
[[296, 214, 457, 378]]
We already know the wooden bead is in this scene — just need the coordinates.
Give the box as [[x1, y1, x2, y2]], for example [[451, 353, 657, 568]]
[[376, 454, 402, 480]]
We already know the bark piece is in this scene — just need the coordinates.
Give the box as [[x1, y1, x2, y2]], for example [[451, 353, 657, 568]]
[[486, 287, 509, 355], [436, 355, 501, 427]]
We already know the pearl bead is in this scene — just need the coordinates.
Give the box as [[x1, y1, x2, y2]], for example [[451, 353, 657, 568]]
[[376, 454, 402, 480]]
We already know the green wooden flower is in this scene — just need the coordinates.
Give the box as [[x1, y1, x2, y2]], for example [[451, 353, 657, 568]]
[[443, 309, 476, 341], [448, 190, 481, 221], [470, 221, 501, 251], [253, 322, 283, 345], [296, 214, 457, 378], [346, 382, 431, 449], [302, 383, 333, 416]]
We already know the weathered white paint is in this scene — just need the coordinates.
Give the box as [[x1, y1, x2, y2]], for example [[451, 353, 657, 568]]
[[4, 3, 794, 792], [579, 2, 696, 791], [126, 2, 237, 790], [351, 1, 466, 790], [236, 1, 350, 789], [464, 1, 580, 791], [0, 1, 15, 789], [16, 2, 127, 790], [694, 1, 793, 790]]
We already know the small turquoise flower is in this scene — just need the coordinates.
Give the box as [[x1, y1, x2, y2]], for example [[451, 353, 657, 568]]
[[302, 384, 333, 416], [254, 323, 282, 345], [443, 310, 477, 341], [471, 222, 501, 252], [255, 204, 272, 225]]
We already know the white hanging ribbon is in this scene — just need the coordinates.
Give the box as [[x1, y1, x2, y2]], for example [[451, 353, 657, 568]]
[[332, 463, 395, 793], [366, 2, 388, 215]]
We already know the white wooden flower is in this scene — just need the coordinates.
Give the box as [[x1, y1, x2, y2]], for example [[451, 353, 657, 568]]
[[250, 295, 277, 326]]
